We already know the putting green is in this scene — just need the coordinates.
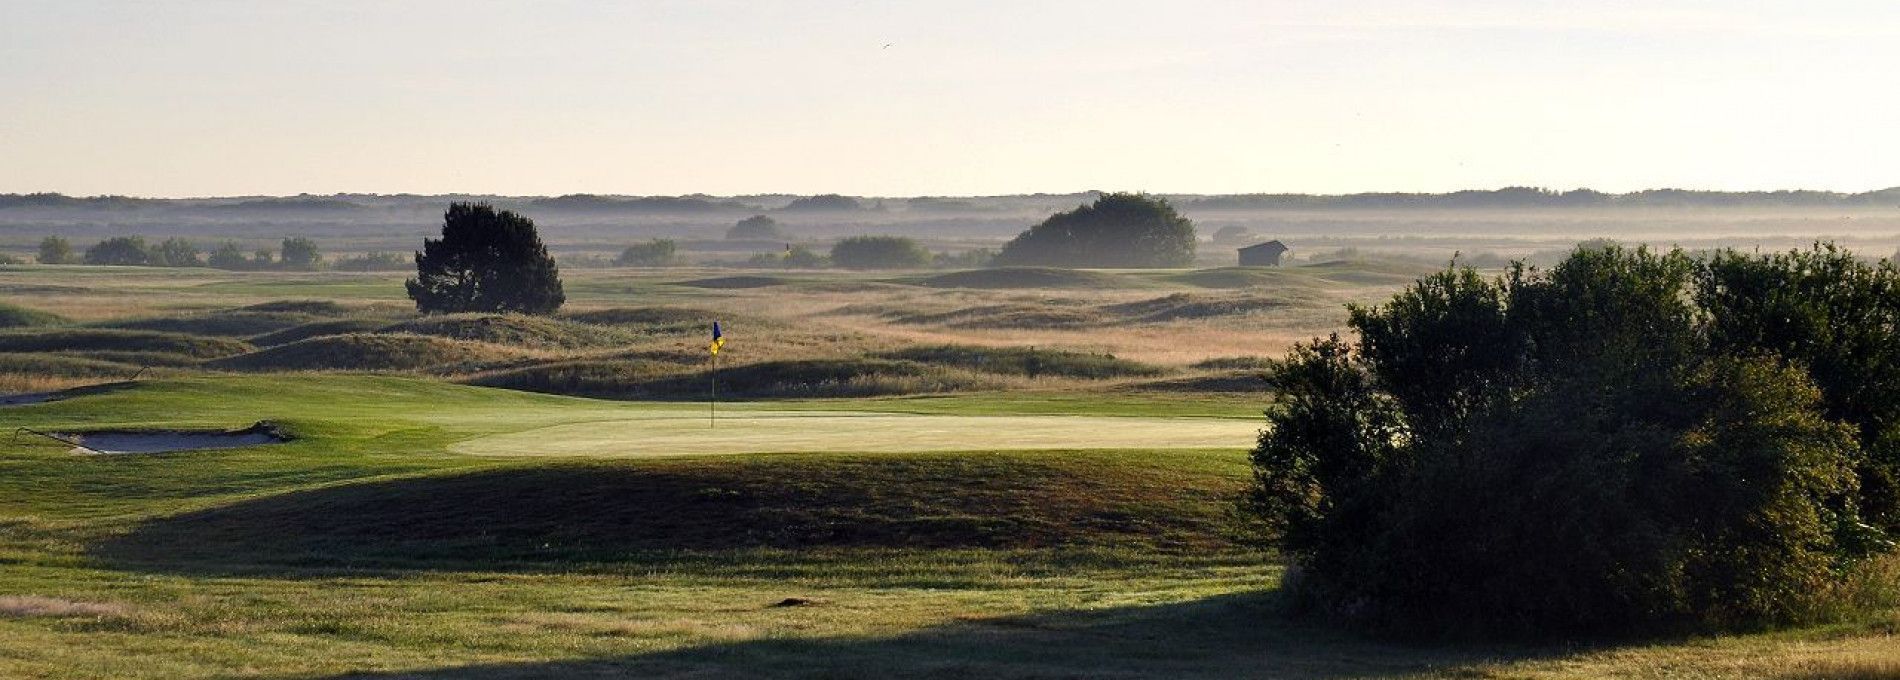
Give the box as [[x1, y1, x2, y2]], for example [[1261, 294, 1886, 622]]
[[451, 410, 1261, 457]]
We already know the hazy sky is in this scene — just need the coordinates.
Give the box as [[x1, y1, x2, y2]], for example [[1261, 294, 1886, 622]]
[[3, 0, 1896, 197]]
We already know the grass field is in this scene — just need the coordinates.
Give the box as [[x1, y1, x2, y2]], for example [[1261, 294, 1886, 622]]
[[1, 263, 1896, 678]]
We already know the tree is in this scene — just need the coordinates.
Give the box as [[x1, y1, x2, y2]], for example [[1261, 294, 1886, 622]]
[[252, 249, 275, 268], [726, 215, 785, 240], [280, 237, 321, 270], [615, 239, 680, 267], [1246, 244, 1886, 636], [37, 236, 75, 265], [829, 235, 931, 270], [152, 238, 201, 267], [84, 237, 151, 266], [406, 202, 565, 315], [779, 194, 861, 212], [207, 242, 249, 270], [994, 193, 1196, 268]]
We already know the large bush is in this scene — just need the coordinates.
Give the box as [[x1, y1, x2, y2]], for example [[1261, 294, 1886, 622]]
[[1247, 244, 1897, 636], [829, 236, 931, 270], [994, 193, 1195, 268]]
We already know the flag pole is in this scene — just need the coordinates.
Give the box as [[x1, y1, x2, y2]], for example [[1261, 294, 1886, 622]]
[[710, 350, 717, 428]]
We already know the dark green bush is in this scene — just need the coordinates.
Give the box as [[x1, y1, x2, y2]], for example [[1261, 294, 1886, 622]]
[[1247, 244, 1895, 637]]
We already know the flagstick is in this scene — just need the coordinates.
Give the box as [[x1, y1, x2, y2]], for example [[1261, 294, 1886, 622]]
[[709, 351, 717, 429]]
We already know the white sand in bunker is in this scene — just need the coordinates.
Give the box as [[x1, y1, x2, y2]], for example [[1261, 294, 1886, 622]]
[[52, 424, 287, 455], [452, 411, 1262, 457]]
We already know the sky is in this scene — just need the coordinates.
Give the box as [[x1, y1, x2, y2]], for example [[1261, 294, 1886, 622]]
[[2, 0, 1897, 197]]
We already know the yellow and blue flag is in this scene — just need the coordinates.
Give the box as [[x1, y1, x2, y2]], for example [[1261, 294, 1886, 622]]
[[709, 321, 726, 356]]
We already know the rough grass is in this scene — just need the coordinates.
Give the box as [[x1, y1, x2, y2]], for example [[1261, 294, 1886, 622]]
[[610, 358, 1002, 399], [0, 353, 144, 380], [1191, 356, 1274, 370], [207, 333, 525, 372], [914, 267, 1134, 289], [95, 452, 1246, 568], [248, 317, 392, 347], [0, 328, 252, 358], [95, 310, 325, 337], [881, 344, 1165, 379], [379, 313, 638, 350], [0, 302, 66, 328], [674, 275, 786, 289], [0, 596, 128, 620], [1101, 293, 1292, 322], [891, 303, 1106, 329], [464, 359, 682, 397]]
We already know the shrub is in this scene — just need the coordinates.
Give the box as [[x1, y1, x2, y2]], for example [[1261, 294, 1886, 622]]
[[615, 239, 680, 267], [152, 238, 201, 267], [84, 237, 151, 266], [994, 193, 1196, 268], [1246, 244, 1894, 636], [279, 237, 321, 269], [37, 236, 76, 265], [829, 236, 931, 270], [207, 242, 250, 269]]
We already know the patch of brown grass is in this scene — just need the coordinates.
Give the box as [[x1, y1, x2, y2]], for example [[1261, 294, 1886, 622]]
[[0, 595, 129, 619]]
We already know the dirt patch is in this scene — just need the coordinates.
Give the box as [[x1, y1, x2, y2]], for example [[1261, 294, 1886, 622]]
[[0, 595, 128, 619], [53, 422, 289, 455]]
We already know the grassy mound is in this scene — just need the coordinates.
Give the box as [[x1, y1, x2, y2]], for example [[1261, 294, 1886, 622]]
[[464, 359, 681, 398], [673, 275, 785, 289], [0, 329, 252, 359], [98, 311, 325, 338], [882, 345, 1165, 379], [0, 302, 65, 328], [207, 333, 523, 373], [236, 300, 356, 316], [1100, 293, 1290, 322], [379, 314, 636, 350], [1191, 356, 1273, 370], [95, 452, 1245, 568], [0, 353, 144, 379], [248, 318, 392, 347], [1165, 267, 1295, 289], [1122, 372, 1270, 393], [914, 267, 1132, 289], [894, 303, 1105, 329], [559, 307, 730, 334], [620, 359, 996, 399], [50, 350, 206, 368]]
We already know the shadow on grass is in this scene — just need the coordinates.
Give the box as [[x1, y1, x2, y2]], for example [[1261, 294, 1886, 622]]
[[318, 591, 1570, 679], [92, 456, 1243, 576]]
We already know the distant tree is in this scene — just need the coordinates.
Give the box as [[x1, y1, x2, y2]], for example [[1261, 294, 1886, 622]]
[[332, 252, 411, 272], [152, 238, 201, 267], [252, 249, 275, 267], [780, 194, 862, 212], [726, 215, 786, 240], [207, 241, 249, 270], [615, 239, 680, 267], [84, 237, 151, 266], [279, 237, 321, 270], [37, 236, 76, 265], [994, 193, 1196, 268], [406, 203, 565, 315], [829, 235, 932, 270]]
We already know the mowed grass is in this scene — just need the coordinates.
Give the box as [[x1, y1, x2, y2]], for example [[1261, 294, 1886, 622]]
[[0, 374, 1895, 678]]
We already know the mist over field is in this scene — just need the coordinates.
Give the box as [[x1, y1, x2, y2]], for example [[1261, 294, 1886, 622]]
[[6, 188, 1897, 267]]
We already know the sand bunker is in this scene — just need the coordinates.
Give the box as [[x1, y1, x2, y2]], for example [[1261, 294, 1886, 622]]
[[451, 411, 1260, 457], [51, 423, 288, 455]]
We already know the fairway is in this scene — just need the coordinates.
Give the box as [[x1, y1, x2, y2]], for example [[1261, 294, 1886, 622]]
[[452, 410, 1261, 457]]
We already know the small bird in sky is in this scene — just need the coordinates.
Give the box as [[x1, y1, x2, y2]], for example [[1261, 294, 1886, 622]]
[[882, 43, 892, 49]]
